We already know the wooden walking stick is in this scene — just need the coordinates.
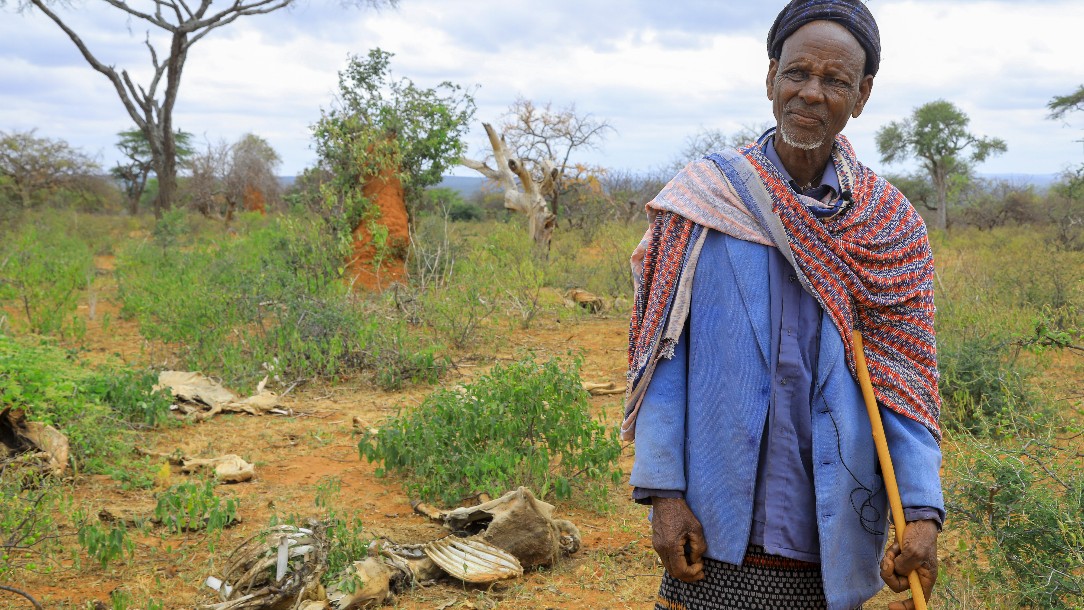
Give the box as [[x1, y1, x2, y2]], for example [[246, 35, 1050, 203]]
[[851, 331, 928, 610]]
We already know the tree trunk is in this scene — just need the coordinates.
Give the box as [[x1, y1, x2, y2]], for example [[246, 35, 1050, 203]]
[[933, 166, 948, 231], [153, 153, 178, 219], [127, 171, 148, 215], [154, 32, 186, 216], [528, 204, 557, 251], [461, 123, 558, 252]]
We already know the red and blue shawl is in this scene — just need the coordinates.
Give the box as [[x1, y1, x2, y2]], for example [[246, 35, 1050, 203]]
[[624, 132, 941, 442]]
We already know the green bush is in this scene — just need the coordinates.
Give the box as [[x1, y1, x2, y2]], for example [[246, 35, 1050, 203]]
[[0, 469, 64, 581], [937, 332, 1047, 435], [359, 355, 622, 508], [0, 334, 172, 474], [945, 432, 1083, 609], [154, 479, 238, 533], [547, 220, 644, 299], [929, 228, 1079, 435], [313, 477, 369, 588], [83, 368, 174, 429]]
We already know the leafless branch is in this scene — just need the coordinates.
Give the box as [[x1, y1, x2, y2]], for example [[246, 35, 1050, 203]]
[[0, 585, 43, 610]]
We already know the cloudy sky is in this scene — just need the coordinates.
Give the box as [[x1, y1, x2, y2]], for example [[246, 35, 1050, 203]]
[[2, 0, 1083, 180]]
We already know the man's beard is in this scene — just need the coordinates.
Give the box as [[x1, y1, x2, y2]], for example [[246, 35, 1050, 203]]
[[779, 113, 829, 151]]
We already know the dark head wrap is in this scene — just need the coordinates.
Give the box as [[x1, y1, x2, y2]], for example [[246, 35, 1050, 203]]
[[767, 0, 881, 76]]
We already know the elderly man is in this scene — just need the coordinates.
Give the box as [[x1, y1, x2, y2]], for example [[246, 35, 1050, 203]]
[[624, 1, 943, 609]]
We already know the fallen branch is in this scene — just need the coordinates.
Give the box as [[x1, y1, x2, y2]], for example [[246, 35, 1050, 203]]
[[0, 585, 43, 610]]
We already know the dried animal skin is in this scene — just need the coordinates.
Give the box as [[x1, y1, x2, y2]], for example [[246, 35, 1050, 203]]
[[156, 372, 281, 419], [0, 406, 70, 476], [443, 487, 581, 569]]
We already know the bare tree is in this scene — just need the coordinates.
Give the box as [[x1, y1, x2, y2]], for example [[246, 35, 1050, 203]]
[[461, 123, 557, 251], [225, 133, 281, 216], [498, 98, 613, 221], [6, 0, 395, 217], [185, 139, 230, 218], [599, 168, 669, 224], [668, 123, 771, 172], [183, 133, 281, 219]]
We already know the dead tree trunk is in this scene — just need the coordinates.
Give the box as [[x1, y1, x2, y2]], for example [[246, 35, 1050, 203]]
[[461, 123, 558, 251]]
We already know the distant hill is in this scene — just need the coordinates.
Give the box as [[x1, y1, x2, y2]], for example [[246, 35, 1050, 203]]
[[435, 175, 487, 198]]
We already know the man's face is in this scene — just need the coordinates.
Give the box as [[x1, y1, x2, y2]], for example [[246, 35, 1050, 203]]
[[766, 20, 873, 152]]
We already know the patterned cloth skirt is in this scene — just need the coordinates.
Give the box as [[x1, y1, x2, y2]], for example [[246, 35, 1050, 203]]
[[655, 546, 835, 610]]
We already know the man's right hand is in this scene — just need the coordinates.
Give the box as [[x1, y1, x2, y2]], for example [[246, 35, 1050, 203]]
[[651, 497, 707, 582]]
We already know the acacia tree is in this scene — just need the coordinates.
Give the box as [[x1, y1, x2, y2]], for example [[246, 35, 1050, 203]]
[[112, 128, 193, 215], [498, 98, 613, 221], [6, 0, 395, 217], [1048, 85, 1084, 249], [1048, 85, 1084, 121], [0, 129, 100, 209], [876, 99, 1006, 231]]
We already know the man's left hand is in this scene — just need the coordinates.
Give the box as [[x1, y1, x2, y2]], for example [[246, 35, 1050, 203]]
[[880, 519, 939, 610]]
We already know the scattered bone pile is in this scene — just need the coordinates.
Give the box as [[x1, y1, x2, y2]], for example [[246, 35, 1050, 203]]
[[204, 487, 582, 609]]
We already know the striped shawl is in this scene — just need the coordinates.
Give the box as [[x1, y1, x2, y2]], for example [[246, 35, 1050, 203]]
[[623, 131, 940, 442]]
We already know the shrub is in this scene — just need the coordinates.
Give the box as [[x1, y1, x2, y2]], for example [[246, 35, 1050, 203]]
[[83, 368, 174, 429], [937, 332, 1047, 435], [75, 510, 134, 569], [359, 355, 622, 508], [415, 266, 498, 350], [154, 479, 238, 534], [0, 214, 93, 338], [0, 334, 172, 474], [313, 477, 368, 588], [471, 223, 548, 329], [0, 469, 64, 582], [945, 432, 1083, 609], [547, 220, 644, 299]]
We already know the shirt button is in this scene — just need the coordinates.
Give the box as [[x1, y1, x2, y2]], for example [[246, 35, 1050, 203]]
[[780, 378, 788, 386], [786, 328, 793, 336], [788, 275, 797, 283]]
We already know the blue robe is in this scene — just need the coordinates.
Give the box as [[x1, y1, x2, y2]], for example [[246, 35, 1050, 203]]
[[629, 231, 944, 610]]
